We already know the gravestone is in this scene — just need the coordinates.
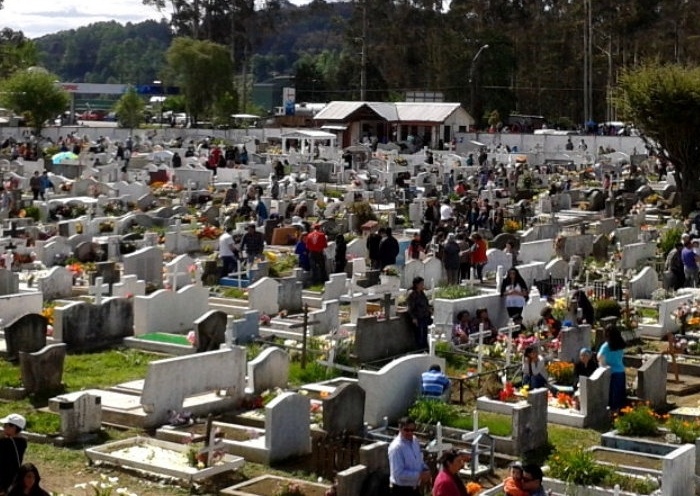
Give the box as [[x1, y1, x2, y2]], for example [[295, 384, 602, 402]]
[[423, 257, 443, 288], [323, 383, 366, 435], [19, 343, 66, 395], [558, 325, 592, 363], [324, 273, 347, 301], [491, 233, 518, 251], [165, 254, 195, 290], [248, 277, 280, 315], [123, 246, 164, 287], [266, 392, 312, 462], [94, 261, 120, 286], [75, 242, 103, 263], [4, 313, 48, 362], [637, 354, 668, 409], [579, 367, 610, 429], [0, 268, 19, 295], [133, 285, 208, 335], [402, 260, 425, 290], [49, 392, 102, 443], [278, 277, 303, 313], [621, 242, 656, 271], [112, 275, 146, 298], [545, 258, 569, 280], [588, 189, 605, 211], [54, 299, 134, 351], [37, 266, 74, 301], [629, 267, 659, 300], [591, 234, 609, 261], [228, 310, 260, 345], [247, 347, 290, 394], [194, 310, 228, 352], [485, 248, 514, 273]]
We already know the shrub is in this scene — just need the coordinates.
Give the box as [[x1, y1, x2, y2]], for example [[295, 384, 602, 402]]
[[547, 448, 611, 486], [433, 285, 481, 299], [408, 397, 458, 426], [614, 403, 660, 437], [594, 299, 622, 322], [666, 417, 700, 443], [658, 226, 684, 258], [348, 200, 377, 228]]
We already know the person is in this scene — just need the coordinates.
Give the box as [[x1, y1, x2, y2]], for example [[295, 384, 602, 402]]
[[306, 223, 328, 284], [503, 461, 528, 496], [224, 183, 239, 206], [421, 364, 451, 399], [406, 277, 432, 350], [432, 450, 468, 496], [666, 242, 686, 291], [274, 160, 285, 179], [6, 463, 50, 496], [295, 232, 311, 272], [521, 464, 547, 496], [255, 199, 268, 227], [469, 233, 488, 283], [470, 308, 496, 343], [29, 172, 41, 201], [597, 324, 627, 412], [218, 227, 238, 277], [367, 227, 383, 270], [500, 268, 528, 319], [171, 152, 182, 168], [522, 345, 548, 389], [574, 347, 598, 390], [334, 234, 347, 274], [407, 233, 424, 260], [378, 227, 400, 269], [442, 234, 461, 285], [452, 310, 472, 345], [388, 417, 431, 496], [440, 198, 454, 224], [538, 306, 562, 338], [239, 223, 265, 265], [0, 413, 27, 494], [570, 288, 595, 326], [38, 171, 53, 201], [682, 237, 700, 287]]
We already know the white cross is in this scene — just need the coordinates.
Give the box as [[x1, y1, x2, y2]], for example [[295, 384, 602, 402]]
[[477, 323, 485, 374], [499, 322, 521, 367], [89, 276, 110, 305], [166, 266, 189, 292]]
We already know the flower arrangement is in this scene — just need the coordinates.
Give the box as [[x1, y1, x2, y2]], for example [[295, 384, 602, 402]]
[[196, 225, 222, 240], [465, 481, 482, 495], [549, 391, 575, 409], [273, 482, 307, 496], [41, 303, 55, 326], [503, 219, 520, 234], [614, 403, 663, 437], [665, 416, 700, 443], [547, 361, 574, 385], [497, 382, 516, 402], [383, 265, 400, 277]]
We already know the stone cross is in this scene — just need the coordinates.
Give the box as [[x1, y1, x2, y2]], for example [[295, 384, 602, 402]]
[[499, 322, 521, 367], [88, 276, 110, 305], [166, 265, 189, 292], [381, 293, 395, 319]]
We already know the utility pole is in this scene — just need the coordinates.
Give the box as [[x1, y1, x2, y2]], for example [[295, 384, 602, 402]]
[[469, 44, 489, 129], [360, 1, 367, 101]]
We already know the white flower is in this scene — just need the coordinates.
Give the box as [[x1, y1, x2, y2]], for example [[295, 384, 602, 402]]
[[109, 477, 119, 484], [116, 488, 129, 494], [74, 483, 88, 490]]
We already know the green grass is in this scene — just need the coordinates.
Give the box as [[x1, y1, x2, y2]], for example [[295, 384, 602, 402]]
[[0, 364, 21, 387], [138, 333, 191, 346], [221, 287, 248, 299], [288, 361, 341, 387], [62, 349, 163, 391], [306, 283, 324, 293], [449, 412, 513, 437]]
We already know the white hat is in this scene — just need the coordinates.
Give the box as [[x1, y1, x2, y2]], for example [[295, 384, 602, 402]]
[[1, 413, 26, 430]]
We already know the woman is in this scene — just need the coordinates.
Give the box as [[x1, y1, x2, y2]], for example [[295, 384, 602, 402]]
[[538, 306, 562, 339], [406, 276, 432, 350], [574, 347, 598, 390], [470, 308, 496, 343], [597, 325, 627, 411], [500, 268, 529, 319], [522, 345, 548, 389], [432, 450, 469, 496], [452, 310, 472, 345], [407, 233, 424, 260], [7, 463, 50, 496], [334, 234, 347, 274], [469, 233, 488, 283], [295, 233, 310, 272]]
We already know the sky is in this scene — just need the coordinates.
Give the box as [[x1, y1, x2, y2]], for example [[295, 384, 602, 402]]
[[2, 0, 168, 39]]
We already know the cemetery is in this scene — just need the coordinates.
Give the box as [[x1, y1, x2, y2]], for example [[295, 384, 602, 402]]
[[1, 128, 700, 495]]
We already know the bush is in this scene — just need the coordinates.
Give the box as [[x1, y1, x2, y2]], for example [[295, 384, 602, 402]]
[[594, 299, 622, 322], [348, 200, 377, 228], [408, 398, 457, 426], [658, 226, 684, 258], [614, 403, 660, 437], [547, 448, 611, 486], [666, 417, 700, 443]]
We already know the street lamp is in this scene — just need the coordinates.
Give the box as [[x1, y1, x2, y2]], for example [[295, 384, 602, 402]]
[[469, 44, 489, 129]]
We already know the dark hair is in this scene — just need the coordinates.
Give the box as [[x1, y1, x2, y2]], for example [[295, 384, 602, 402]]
[[412, 276, 424, 290], [429, 364, 442, 372], [439, 449, 462, 468], [9, 463, 42, 492], [398, 417, 415, 429], [500, 268, 528, 297], [524, 345, 538, 356], [522, 463, 543, 482], [456, 310, 470, 321], [385, 227, 393, 236], [605, 324, 626, 351]]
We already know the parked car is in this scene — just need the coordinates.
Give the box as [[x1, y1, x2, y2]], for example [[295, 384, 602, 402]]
[[78, 110, 108, 121]]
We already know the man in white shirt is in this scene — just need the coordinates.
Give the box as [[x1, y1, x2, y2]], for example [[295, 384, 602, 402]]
[[218, 227, 237, 277], [439, 198, 453, 224]]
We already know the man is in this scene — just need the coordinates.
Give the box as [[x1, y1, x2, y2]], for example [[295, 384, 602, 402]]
[[366, 226, 383, 270], [29, 171, 41, 200], [378, 227, 400, 269], [421, 364, 450, 400], [439, 198, 454, 224], [239, 223, 265, 265], [218, 227, 237, 277], [666, 242, 685, 291], [0, 413, 27, 494], [306, 223, 328, 284], [521, 464, 547, 496], [39, 171, 53, 201], [681, 238, 700, 287], [388, 417, 431, 496]]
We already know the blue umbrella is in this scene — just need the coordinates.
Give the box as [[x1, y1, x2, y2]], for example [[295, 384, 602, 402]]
[[52, 152, 79, 164]]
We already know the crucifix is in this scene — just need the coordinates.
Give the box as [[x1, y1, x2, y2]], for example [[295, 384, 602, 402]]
[[499, 322, 521, 367], [88, 276, 110, 305], [288, 304, 320, 369]]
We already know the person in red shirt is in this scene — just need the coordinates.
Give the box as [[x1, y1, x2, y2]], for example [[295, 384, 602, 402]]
[[305, 223, 328, 284], [469, 233, 488, 283]]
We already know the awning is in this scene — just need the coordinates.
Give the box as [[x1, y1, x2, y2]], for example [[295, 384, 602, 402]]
[[321, 124, 348, 131]]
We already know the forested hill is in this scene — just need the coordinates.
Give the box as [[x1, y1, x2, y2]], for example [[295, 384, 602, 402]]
[[33, 1, 352, 85]]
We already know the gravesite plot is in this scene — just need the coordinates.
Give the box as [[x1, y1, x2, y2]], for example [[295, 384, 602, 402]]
[[1, 125, 699, 496]]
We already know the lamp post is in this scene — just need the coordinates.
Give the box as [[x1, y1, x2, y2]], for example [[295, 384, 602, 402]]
[[469, 44, 489, 130]]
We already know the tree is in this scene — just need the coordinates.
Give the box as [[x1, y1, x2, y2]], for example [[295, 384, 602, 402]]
[[165, 37, 233, 126], [617, 62, 700, 215], [0, 28, 38, 77], [0, 69, 68, 136], [114, 87, 145, 131]]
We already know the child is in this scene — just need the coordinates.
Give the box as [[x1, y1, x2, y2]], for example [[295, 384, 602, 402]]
[[503, 461, 529, 496]]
